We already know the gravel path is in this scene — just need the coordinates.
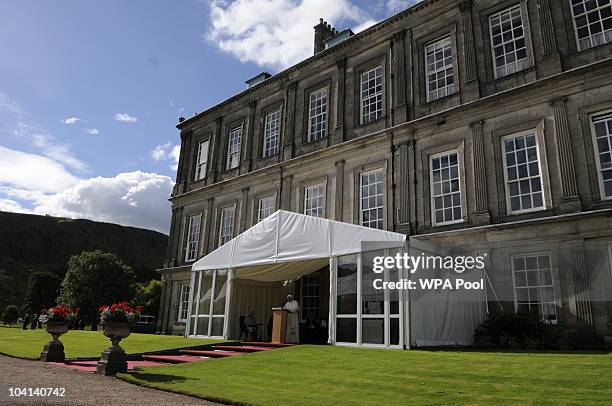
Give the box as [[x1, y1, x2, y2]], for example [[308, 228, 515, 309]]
[[0, 355, 222, 406]]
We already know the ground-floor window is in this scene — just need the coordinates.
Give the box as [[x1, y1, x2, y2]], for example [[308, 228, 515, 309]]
[[511, 253, 556, 324], [177, 284, 190, 322], [335, 249, 401, 347], [188, 269, 228, 337], [300, 270, 321, 321]]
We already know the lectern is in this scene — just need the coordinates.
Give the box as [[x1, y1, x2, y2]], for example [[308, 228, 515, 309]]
[[271, 307, 287, 344]]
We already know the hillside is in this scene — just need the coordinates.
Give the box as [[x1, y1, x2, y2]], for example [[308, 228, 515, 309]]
[[0, 211, 168, 308]]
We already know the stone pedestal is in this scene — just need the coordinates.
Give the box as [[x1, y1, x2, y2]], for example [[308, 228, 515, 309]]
[[96, 344, 128, 376], [40, 321, 69, 362], [40, 338, 65, 362], [96, 322, 131, 376]]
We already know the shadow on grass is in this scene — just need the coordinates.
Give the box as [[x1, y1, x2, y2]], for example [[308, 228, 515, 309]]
[[127, 372, 194, 384]]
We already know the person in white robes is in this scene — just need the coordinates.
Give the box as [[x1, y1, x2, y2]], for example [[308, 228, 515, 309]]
[[284, 294, 300, 343]]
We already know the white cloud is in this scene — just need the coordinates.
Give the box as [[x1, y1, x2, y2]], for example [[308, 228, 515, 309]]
[[34, 171, 173, 233], [0, 92, 88, 173], [62, 117, 82, 125], [386, 0, 416, 13], [0, 198, 32, 214], [207, 0, 369, 69], [151, 141, 180, 172], [85, 128, 99, 135], [353, 19, 378, 33], [0, 145, 79, 193], [114, 113, 138, 123], [0, 145, 173, 233]]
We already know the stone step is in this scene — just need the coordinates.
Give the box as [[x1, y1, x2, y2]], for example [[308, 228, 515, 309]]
[[142, 354, 206, 363], [179, 349, 243, 358], [241, 341, 295, 348], [212, 345, 272, 352]]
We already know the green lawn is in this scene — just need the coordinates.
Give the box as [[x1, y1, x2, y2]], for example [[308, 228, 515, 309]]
[[119, 345, 612, 405], [0, 326, 221, 360]]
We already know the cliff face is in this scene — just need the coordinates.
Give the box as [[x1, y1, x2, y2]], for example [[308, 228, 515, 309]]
[[0, 211, 168, 307]]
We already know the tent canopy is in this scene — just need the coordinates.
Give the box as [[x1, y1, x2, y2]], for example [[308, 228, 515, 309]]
[[192, 210, 407, 282]]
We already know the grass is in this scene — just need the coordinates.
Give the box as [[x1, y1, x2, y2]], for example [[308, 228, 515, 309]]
[[119, 345, 612, 405], [0, 326, 221, 360]]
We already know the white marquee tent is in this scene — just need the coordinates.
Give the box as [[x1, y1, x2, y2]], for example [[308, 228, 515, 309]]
[[187, 210, 486, 347]]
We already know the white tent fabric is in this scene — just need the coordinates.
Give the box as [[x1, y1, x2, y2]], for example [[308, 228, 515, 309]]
[[192, 210, 407, 282]]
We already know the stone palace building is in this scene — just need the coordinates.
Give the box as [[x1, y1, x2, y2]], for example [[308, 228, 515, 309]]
[[156, 0, 612, 348]]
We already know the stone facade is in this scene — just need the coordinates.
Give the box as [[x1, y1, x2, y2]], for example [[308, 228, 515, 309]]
[[158, 0, 612, 345]]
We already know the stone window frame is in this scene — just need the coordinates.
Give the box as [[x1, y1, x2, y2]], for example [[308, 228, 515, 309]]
[[258, 101, 284, 160], [351, 159, 390, 230], [304, 182, 327, 218], [190, 130, 213, 186], [429, 148, 466, 227], [214, 201, 238, 248], [194, 138, 211, 182], [577, 101, 612, 206], [297, 175, 329, 218], [257, 195, 276, 222], [222, 118, 245, 173], [184, 212, 203, 263], [250, 189, 279, 226], [492, 119, 553, 218], [421, 140, 468, 229], [588, 108, 612, 201], [353, 54, 387, 128], [177, 283, 190, 323], [478, 0, 536, 83], [415, 25, 460, 106], [510, 251, 558, 324], [305, 82, 331, 144], [567, 0, 612, 52]]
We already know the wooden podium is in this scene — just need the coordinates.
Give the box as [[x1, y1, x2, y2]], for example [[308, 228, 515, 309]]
[[271, 307, 287, 344]]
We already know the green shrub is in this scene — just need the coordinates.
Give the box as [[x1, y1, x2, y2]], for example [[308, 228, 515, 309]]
[[474, 312, 563, 349], [3, 304, 20, 325]]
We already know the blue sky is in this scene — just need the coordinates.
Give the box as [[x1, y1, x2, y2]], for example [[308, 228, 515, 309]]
[[0, 0, 417, 233]]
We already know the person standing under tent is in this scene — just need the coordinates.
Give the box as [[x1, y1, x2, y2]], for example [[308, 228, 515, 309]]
[[284, 294, 300, 343]]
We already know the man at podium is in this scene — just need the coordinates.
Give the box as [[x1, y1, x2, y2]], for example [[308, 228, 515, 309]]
[[283, 294, 300, 343]]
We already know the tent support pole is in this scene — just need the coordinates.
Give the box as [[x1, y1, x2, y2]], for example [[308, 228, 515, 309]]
[[223, 268, 234, 340], [185, 270, 197, 338], [328, 257, 336, 345]]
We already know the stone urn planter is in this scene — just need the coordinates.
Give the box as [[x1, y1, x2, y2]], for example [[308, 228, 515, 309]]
[[96, 321, 131, 376], [40, 321, 70, 362]]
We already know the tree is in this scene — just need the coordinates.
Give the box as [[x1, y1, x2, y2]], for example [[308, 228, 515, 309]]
[[132, 279, 162, 315], [25, 270, 61, 313], [3, 304, 20, 325], [0, 269, 14, 309], [57, 251, 136, 328]]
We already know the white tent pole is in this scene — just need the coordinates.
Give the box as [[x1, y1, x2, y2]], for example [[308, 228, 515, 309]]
[[223, 268, 234, 339], [274, 210, 281, 263], [328, 256, 336, 345], [405, 242, 411, 349], [185, 269, 197, 338]]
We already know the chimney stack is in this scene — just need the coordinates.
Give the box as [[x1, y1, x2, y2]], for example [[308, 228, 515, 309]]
[[313, 18, 336, 54]]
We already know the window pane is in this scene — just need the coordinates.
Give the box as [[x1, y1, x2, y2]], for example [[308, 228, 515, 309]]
[[489, 5, 528, 78], [336, 318, 357, 343], [337, 255, 357, 315], [425, 36, 454, 102], [431, 151, 462, 224], [512, 253, 556, 323], [503, 132, 545, 213], [362, 318, 385, 344], [360, 66, 383, 124]]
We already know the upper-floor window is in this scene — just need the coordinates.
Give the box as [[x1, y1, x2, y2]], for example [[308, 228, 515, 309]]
[[590, 111, 612, 200], [218, 206, 235, 246], [360, 66, 383, 124], [258, 196, 275, 221], [308, 87, 328, 142], [570, 0, 612, 51], [511, 253, 557, 324], [226, 125, 242, 170], [263, 109, 280, 157], [490, 5, 528, 79], [360, 169, 384, 229], [178, 284, 190, 322], [304, 183, 326, 218], [195, 139, 209, 181], [430, 150, 462, 226], [425, 36, 455, 102], [502, 131, 545, 214], [185, 214, 201, 262]]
